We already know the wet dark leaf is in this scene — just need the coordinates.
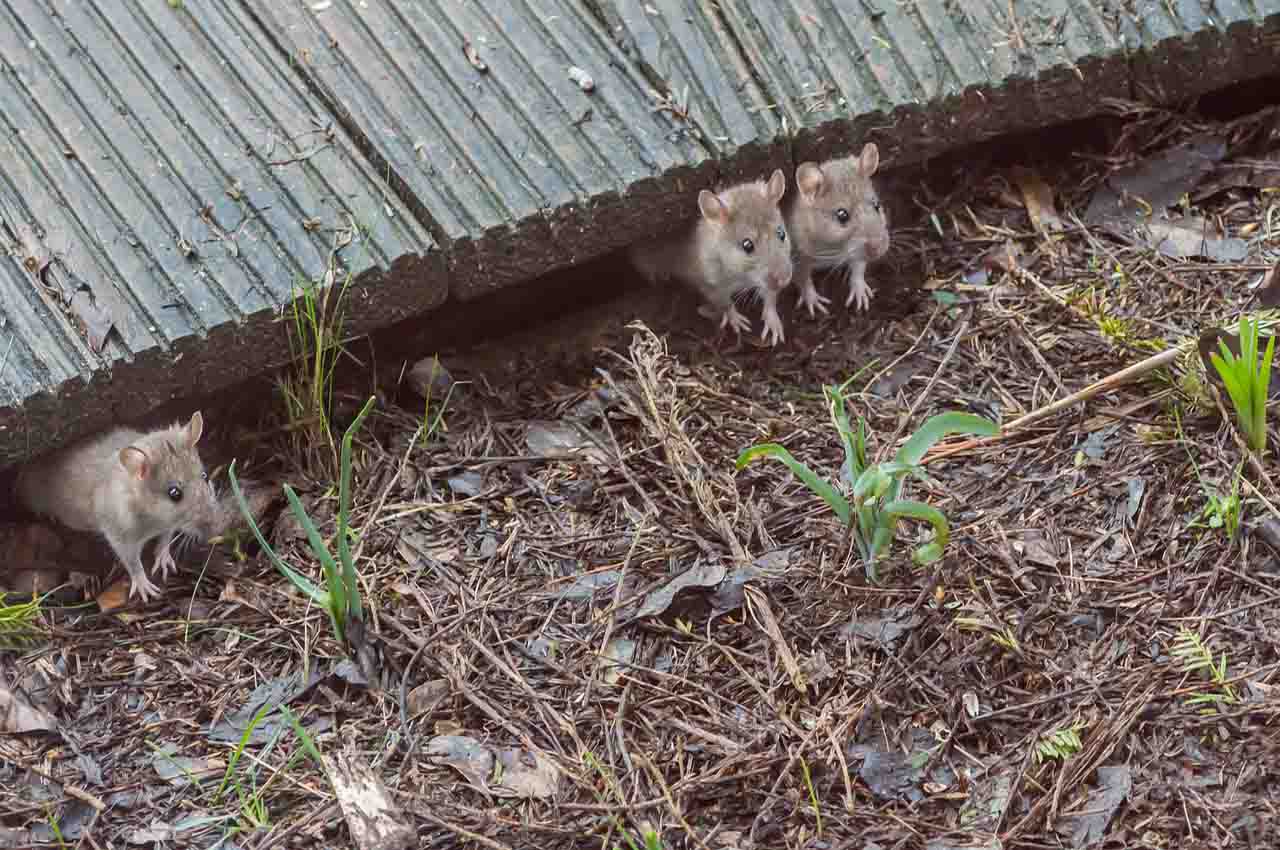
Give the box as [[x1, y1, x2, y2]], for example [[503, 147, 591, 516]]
[[631, 561, 726, 620], [852, 743, 928, 803], [1141, 216, 1247, 261], [1085, 133, 1227, 223], [525, 420, 611, 465], [447, 471, 485, 497], [1251, 259, 1280, 308], [1057, 764, 1131, 847], [0, 681, 57, 734], [842, 608, 924, 651], [709, 549, 789, 617]]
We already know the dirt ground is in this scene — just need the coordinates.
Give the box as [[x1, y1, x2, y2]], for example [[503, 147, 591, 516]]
[[3, 97, 1280, 849]]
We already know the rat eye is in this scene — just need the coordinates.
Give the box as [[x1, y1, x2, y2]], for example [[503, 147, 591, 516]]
[[740, 238, 754, 254], [201, 471, 208, 482], [776, 225, 786, 242], [872, 200, 882, 213], [167, 484, 183, 503], [835, 208, 850, 224]]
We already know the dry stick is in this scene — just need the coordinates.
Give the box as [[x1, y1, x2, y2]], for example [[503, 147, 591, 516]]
[[747, 719, 829, 846], [923, 346, 1184, 463], [420, 811, 514, 850], [860, 304, 941, 402], [880, 309, 970, 462], [585, 525, 646, 713], [639, 752, 714, 850]]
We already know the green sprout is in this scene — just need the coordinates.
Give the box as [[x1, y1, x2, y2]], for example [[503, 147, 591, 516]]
[[1207, 315, 1274, 454], [228, 395, 375, 648], [736, 382, 997, 581]]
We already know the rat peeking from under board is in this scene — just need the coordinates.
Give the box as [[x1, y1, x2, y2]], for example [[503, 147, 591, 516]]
[[784, 142, 890, 318], [16, 412, 222, 602], [629, 168, 795, 346]]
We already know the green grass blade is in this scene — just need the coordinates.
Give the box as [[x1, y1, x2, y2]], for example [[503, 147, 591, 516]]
[[737, 443, 851, 525], [336, 396, 376, 623], [228, 465, 328, 608], [882, 499, 950, 564], [278, 705, 324, 768], [1256, 332, 1275, 451], [283, 485, 343, 608], [826, 386, 861, 487], [895, 413, 999, 467]]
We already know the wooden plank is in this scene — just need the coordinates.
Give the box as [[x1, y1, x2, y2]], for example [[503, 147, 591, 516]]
[[0, 0, 443, 465], [246, 0, 711, 301], [589, 0, 780, 170], [1129, 0, 1280, 100]]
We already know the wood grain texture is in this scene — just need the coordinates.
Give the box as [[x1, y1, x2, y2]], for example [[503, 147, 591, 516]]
[[0, 0, 442, 466]]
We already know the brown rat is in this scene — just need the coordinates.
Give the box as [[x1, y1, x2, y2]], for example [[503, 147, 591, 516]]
[[784, 142, 890, 316], [15, 412, 221, 602], [629, 169, 794, 345]]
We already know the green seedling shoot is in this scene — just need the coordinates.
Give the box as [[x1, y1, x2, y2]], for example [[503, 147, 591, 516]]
[[737, 383, 997, 581], [1207, 314, 1274, 454], [228, 395, 376, 647]]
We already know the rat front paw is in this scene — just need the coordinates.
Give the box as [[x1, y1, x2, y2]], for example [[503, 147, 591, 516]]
[[155, 544, 177, 582], [846, 278, 874, 312], [128, 572, 163, 603], [761, 308, 786, 346], [720, 304, 753, 335], [797, 281, 831, 318]]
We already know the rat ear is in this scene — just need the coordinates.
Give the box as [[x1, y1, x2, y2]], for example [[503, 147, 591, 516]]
[[697, 189, 728, 225], [765, 169, 786, 204], [796, 162, 824, 201], [186, 411, 204, 449], [857, 142, 880, 177], [119, 446, 150, 480]]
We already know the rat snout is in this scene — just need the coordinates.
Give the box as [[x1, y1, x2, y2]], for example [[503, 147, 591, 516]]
[[866, 233, 890, 261], [766, 260, 794, 292]]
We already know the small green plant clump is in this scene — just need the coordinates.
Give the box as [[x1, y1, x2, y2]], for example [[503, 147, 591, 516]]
[[1206, 314, 1274, 454], [279, 276, 355, 477], [1034, 722, 1086, 764], [0, 593, 45, 649], [1171, 627, 1238, 710], [228, 395, 376, 649], [736, 381, 997, 582]]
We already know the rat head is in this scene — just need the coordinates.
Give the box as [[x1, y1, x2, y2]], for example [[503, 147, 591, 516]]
[[791, 143, 889, 266], [117, 411, 220, 540], [697, 168, 793, 293]]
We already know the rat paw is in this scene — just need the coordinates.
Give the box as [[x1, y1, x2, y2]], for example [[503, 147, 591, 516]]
[[720, 304, 753, 335], [128, 573, 163, 603], [155, 544, 177, 582], [846, 279, 874, 312], [761, 309, 786, 346], [797, 283, 831, 318]]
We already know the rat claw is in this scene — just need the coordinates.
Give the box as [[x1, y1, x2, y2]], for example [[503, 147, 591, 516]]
[[129, 573, 162, 603], [846, 279, 874, 312], [155, 541, 177, 582], [761, 309, 786, 346], [721, 304, 752, 335], [798, 284, 831, 318]]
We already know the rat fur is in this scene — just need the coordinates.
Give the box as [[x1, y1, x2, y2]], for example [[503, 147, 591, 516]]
[[629, 169, 794, 346], [784, 143, 890, 316], [16, 412, 221, 602]]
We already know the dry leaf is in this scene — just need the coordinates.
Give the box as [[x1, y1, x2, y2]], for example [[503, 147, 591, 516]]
[[321, 749, 414, 850], [0, 680, 57, 734], [1012, 167, 1063, 232]]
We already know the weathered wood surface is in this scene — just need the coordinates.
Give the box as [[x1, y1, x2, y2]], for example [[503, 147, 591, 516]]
[[0, 0, 442, 465], [0, 0, 1277, 465], [245, 0, 717, 301]]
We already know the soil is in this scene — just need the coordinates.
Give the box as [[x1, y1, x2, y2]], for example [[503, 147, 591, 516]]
[[3, 93, 1280, 849]]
